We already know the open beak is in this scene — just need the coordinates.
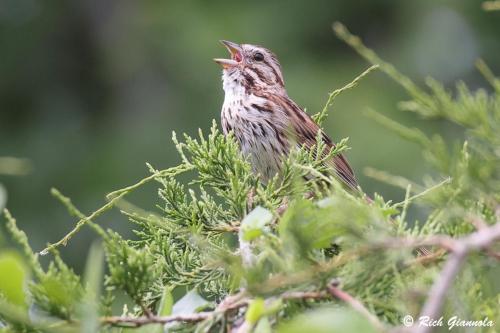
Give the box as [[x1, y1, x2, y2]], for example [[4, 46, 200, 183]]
[[214, 40, 243, 68]]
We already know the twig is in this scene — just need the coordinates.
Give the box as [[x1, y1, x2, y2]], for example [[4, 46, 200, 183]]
[[102, 313, 211, 327], [312, 64, 379, 125], [391, 178, 452, 209], [50, 188, 108, 239], [414, 221, 500, 333], [101, 289, 330, 328], [39, 191, 125, 255], [281, 290, 328, 300], [209, 224, 240, 233], [467, 215, 500, 260], [413, 250, 466, 333], [139, 301, 154, 319], [370, 235, 458, 252], [327, 283, 384, 331], [216, 289, 248, 311], [404, 249, 447, 267]]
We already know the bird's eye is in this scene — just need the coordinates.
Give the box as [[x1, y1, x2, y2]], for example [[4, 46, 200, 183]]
[[253, 52, 264, 61]]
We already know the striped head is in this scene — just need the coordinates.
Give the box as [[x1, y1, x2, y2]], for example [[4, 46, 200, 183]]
[[214, 40, 286, 95]]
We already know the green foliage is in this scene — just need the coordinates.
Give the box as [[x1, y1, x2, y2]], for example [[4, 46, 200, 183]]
[[31, 255, 84, 320], [0, 252, 28, 308], [1, 25, 500, 333], [104, 231, 160, 308], [277, 308, 377, 333]]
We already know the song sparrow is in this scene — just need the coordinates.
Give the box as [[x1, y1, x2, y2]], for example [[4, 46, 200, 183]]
[[213, 41, 437, 258], [214, 40, 357, 190]]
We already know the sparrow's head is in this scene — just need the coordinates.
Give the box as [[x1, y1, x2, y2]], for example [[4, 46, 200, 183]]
[[214, 40, 285, 92]]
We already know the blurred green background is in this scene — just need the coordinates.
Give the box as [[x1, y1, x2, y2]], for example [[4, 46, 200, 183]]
[[1, 0, 499, 271]]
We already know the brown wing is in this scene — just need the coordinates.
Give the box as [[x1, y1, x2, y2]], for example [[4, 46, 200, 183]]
[[276, 95, 358, 191]]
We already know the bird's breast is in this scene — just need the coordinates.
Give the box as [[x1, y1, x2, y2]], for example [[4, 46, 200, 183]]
[[221, 94, 288, 181]]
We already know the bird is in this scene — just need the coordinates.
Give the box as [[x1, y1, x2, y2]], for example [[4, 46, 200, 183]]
[[214, 40, 357, 190], [214, 41, 434, 257]]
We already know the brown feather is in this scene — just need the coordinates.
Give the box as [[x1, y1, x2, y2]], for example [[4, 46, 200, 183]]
[[273, 95, 358, 190], [219, 42, 358, 189]]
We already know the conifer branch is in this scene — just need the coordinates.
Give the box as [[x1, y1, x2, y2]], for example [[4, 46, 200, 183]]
[[40, 164, 192, 255], [313, 64, 379, 125], [101, 289, 331, 328], [102, 284, 371, 330]]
